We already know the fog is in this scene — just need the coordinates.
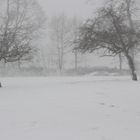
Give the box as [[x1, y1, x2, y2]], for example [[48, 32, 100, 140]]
[[37, 0, 103, 18], [0, 0, 139, 77]]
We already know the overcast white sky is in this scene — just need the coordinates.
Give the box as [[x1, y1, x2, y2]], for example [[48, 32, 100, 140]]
[[37, 0, 103, 18]]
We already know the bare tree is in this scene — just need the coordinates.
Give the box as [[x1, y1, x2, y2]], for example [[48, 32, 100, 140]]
[[76, 0, 140, 80], [0, 0, 45, 87], [71, 17, 82, 72], [49, 15, 72, 73]]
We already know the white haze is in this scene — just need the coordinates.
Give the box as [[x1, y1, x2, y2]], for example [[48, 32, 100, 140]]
[[37, 0, 103, 18], [35, 0, 118, 69]]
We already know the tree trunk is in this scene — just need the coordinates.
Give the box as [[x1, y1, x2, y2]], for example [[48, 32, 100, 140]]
[[74, 50, 78, 72], [18, 60, 21, 70], [125, 53, 138, 81], [119, 53, 122, 70]]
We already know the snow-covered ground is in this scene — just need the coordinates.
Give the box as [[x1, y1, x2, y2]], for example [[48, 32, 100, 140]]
[[0, 76, 140, 140]]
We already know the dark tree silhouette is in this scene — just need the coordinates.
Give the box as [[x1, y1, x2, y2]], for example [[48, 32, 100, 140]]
[[76, 0, 140, 81], [0, 0, 45, 87]]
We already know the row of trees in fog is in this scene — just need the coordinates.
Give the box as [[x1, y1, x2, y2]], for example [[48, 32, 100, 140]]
[[48, 15, 82, 72], [0, 0, 127, 76], [0, 0, 84, 87], [0, 0, 140, 87], [45, 0, 140, 81]]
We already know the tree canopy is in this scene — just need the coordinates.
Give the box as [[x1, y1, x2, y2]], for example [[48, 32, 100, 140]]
[[76, 0, 140, 80]]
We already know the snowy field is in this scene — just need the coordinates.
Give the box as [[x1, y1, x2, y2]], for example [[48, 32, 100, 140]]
[[0, 76, 140, 140]]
